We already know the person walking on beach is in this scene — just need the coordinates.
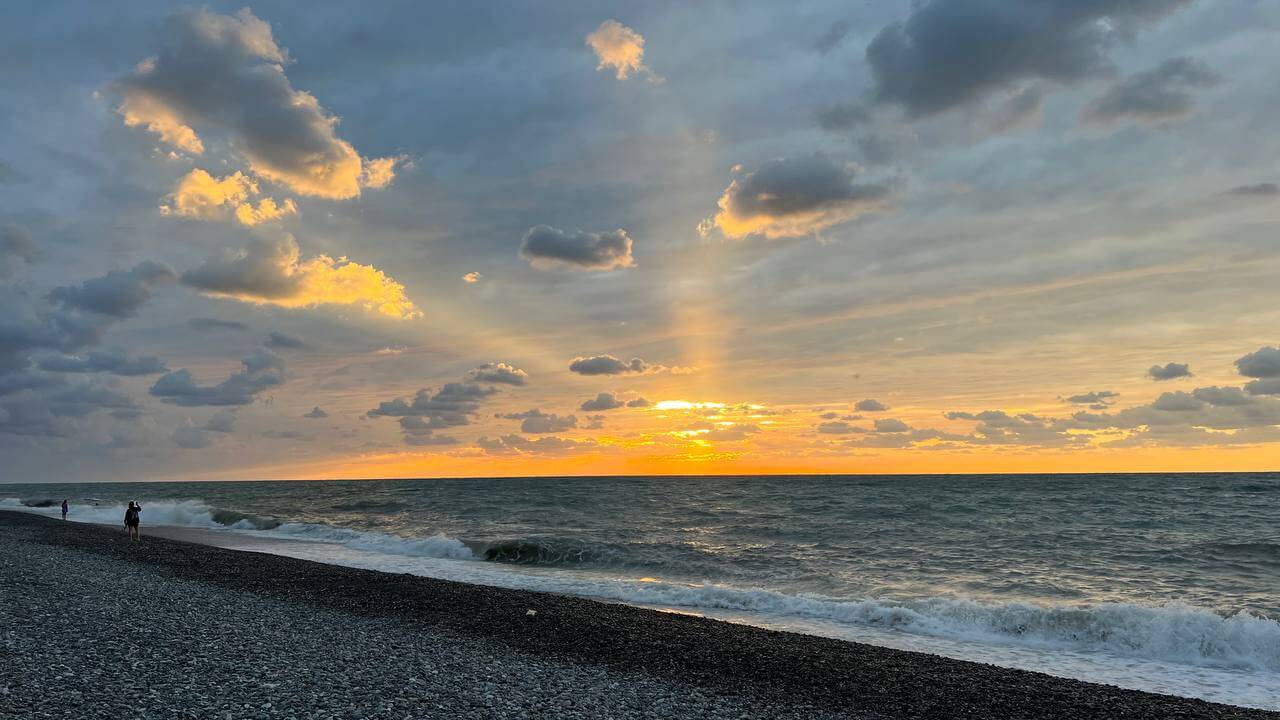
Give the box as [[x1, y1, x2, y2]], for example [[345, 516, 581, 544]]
[[124, 501, 141, 542], [61, 499, 68, 520]]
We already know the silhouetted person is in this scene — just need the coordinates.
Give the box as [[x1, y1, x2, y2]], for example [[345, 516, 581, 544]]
[[61, 499, 68, 521], [124, 501, 141, 542]]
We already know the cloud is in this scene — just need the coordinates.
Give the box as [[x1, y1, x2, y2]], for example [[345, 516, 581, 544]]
[[865, 0, 1192, 119], [1, 225, 40, 277], [303, 406, 328, 419], [35, 348, 167, 376], [368, 382, 496, 429], [50, 261, 176, 318], [150, 348, 286, 406], [173, 421, 212, 449], [814, 20, 851, 53], [1081, 57, 1220, 126], [187, 317, 247, 332], [163, 169, 296, 226], [700, 155, 890, 239], [478, 434, 594, 456], [497, 408, 577, 434], [181, 235, 420, 319], [701, 423, 762, 442], [854, 398, 888, 412], [520, 225, 636, 271], [626, 397, 651, 408], [568, 355, 653, 376], [265, 331, 310, 350], [463, 272, 482, 284], [467, 362, 528, 386], [580, 392, 624, 411], [1191, 386, 1253, 407], [1235, 347, 1280, 379], [1065, 390, 1118, 405], [116, 7, 397, 199], [873, 418, 911, 433], [1147, 362, 1192, 381], [205, 409, 236, 433], [817, 420, 865, 434], [1225, 183, 1278, 197], [585, 20, 657, 81]]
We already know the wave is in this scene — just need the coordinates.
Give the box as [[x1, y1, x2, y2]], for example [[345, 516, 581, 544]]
[[478, 539, 625, 566], [1, 497, 280, 531]]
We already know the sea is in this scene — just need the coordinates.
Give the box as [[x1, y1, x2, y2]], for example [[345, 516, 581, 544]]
[[3, 473, 1278, 710]]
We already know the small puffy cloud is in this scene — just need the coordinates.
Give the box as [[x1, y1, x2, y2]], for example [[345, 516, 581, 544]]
[[568, 355, 652, 376], [467, 362, 528, 386], [1150, 391, 1204, 412], [1148, 362, 1192, 381], [1225, 183, 1278, 197], [36, 348, 167, 376], [1065, 390, 1118, 405], [265, 331, 310, 350], [817, 421, 864, 434], [478, 434, 594, 456], [626, 397, 651, 408], [150, 349, 285, 407], [163, 169, 296, 226], [181, 235, 420, 319], [520, 225, 636, 271], [463, 272, 482, 284], [580, 392, 624, 411], [368, 382, 496, 429], [303, 406, 328, 419], [1191, 386, 1252, 407], [116, 8, 397, 199], [496, 409, 577, 434], [205, 409, 236, 433], [864, 0, 1192, 119], [1081, 57, 1220, 126], [50, 261, 176, 318], [187, 317, 247, 332], [585, 20, 657, 81], [873, 418, 911, 433], [854, 398, 888, 412], [1235, 347, 1280, 379], [700, 155, 890, 239]]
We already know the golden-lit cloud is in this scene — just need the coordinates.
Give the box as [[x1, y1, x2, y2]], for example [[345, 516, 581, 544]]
[[462, 272, 482, 283], [181, 234, 420, 319], [117, 8, 398, 199], [700, 155, 891, 239], [163, 169, 297, 226], [586, 20, 658, 82]]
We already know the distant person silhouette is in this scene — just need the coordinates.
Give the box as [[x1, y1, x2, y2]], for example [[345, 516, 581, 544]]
[[124, 501, 141, 542], [61, 499, 68, 521]]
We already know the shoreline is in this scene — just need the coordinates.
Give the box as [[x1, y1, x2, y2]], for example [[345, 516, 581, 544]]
[[3, 510, 1274, 719]]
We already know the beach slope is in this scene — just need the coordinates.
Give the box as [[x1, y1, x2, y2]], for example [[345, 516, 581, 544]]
[[1, 511, 1272, 719]]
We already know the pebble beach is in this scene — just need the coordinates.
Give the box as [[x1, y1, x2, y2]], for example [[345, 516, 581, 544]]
[[1, 510, 1274, 720]]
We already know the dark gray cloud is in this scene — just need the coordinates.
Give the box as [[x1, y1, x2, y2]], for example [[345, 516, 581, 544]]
[[865, 0, 1192, 119], [368, 382, 496, 428], [814, 20, 850, 53], [36, 348, 167, 376], [265, 331, 310, 350], [873, 418, 910, 433], [467, 362, 529, 386], [520, 225, 636, 271], [1235, 346, 1280, 379], [815, 102, 870, 132], [49, 261, 175, 318], [702, 155, 891, 239], [303, 406, 328, 419], [115, 7, 394, 199], [181, 236, 302, 300], [1, 224, 39, 277], [477, 434, 593, 456], [580, 392, 624, 411], [854, 398, 888, 412], [187, 317, 248, 332], [1191, 386, 1252, 407], [568, 355, 651, 376], [497, 408, 577, 434], [1147, 362, 1191, 381], [205, 409, 236, 433], [817, 420, 865, 434], [150, 349, 286, 406], [1065, 390, 1117, 405], [1225, 183, 1278, 197], [626, 397, 651, 408], [1081, 56, 1220, 125]]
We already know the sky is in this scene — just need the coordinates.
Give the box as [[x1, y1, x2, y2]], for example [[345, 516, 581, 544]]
[[2, 1, 1279, 482]]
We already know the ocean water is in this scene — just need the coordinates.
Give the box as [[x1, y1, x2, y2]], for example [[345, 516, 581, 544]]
[[4, 473, 1278, 709]]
